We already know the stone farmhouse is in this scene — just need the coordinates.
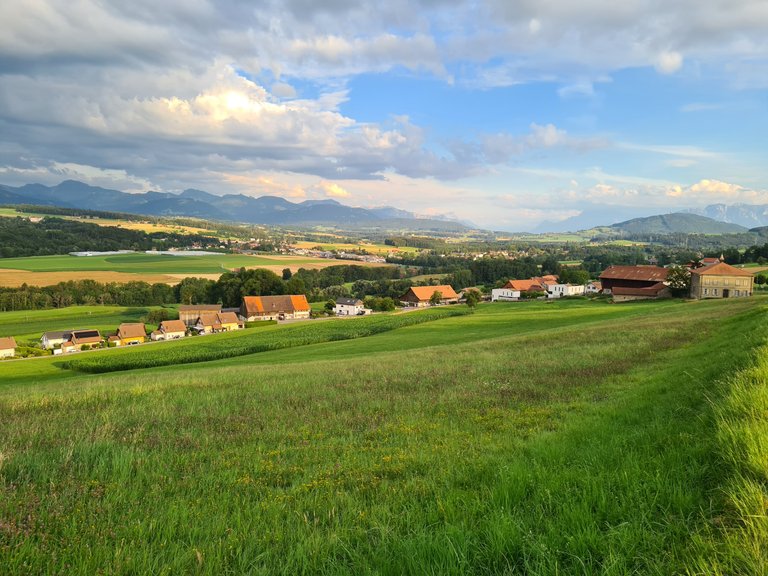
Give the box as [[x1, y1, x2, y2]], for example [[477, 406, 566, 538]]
[[241, 295, 311, 321], [690, 262, 754, 299], [400, 285, 459, 307]]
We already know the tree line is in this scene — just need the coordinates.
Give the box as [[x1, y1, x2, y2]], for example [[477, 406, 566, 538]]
[[0, 265, 409, 312], [0, 216, 220, 258]]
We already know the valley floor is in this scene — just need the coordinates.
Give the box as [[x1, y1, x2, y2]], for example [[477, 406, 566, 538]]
[[1, 298, 767, 574]]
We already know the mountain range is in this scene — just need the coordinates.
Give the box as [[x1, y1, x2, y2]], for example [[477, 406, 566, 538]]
[[535, 203, 768, 233], [0, 180, 469, 230]]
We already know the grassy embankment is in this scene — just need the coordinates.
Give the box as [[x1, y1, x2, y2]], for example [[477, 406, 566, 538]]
[[0, 297, 766, 574]]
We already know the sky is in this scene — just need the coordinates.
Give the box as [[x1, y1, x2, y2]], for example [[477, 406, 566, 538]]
[[0, 0, 767, 231]]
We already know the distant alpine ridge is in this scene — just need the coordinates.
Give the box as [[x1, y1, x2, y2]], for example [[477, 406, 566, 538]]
[[0, 180, 468, 230], [535, 204, 768, 234]]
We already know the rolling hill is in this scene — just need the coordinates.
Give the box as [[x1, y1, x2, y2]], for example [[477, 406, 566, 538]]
[[610, 212, 749, 235]]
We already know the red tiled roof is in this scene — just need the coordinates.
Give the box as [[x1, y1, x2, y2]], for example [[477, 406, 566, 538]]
[[242, 295, 310, 316], [218, 312, 241, 325], [599, 265, 669, 282], [0, 336, 16, 350], [504, 279, 545, 292], [404, 285, 459, 301], [690, 262, 754, 277], [117, 323, 146, 339], [159, 320, 187, 333]]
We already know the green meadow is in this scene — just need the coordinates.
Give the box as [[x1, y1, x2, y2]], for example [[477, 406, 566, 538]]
[[0, 252, 326, 275], [0, 305, 166, 346], [1, 298, 767, 574]]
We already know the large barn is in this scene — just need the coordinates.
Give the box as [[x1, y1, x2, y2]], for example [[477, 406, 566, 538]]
[[599, 266, 671, 302], [241, 295, 311, 321]]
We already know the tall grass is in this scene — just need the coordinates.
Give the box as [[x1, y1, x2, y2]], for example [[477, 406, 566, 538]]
[[685, 337, 768, 574], [0, 299, 765, 574]]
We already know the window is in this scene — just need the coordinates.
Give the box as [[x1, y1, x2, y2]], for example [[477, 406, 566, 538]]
[[713, 288, 718, 296], [704, 288, 708, 295]]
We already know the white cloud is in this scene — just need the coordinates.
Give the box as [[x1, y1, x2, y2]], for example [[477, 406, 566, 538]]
[[655, 51, 684, 74]]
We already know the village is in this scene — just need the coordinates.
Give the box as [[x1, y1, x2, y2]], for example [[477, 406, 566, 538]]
[[0, 257, 756, 360]]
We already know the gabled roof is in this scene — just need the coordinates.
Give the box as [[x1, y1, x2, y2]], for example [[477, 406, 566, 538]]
[[404, 285, 459, 301], [690, 262, 754, 277], [0, 336, 16, 350], [41, 330, 71, 340], [612, 282, 668, 296], [117, 323, 146, 339], [71, 329, 101, 345], [179, 304, 222, 312], [242, 295, 310, 316], [196, 313, 221, 328], [218, 311, 241, 325], [599, 265, 669, 282], [336, 297, 363, 306], [159, 320, 187, 333], [503, 279, 545, 292]]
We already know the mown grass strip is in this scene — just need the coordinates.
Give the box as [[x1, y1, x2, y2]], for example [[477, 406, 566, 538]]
[[61, 307, 472, 374]]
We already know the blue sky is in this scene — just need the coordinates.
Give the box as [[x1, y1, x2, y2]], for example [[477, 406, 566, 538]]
[[0, 0, 766, 230]]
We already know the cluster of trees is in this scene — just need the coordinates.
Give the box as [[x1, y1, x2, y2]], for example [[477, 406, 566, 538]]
[[0, 280, 177, 311], [0, 217, 220, 258]]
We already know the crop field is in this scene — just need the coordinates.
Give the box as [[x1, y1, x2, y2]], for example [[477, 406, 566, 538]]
[[292, 241, 419, 255], [0, 207, 211, 235], [0, 252, 383, 287], [1, 297, 767, 574]]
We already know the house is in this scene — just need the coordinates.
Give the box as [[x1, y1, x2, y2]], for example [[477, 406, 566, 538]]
[[585, 281, 602, 294], [65, 329, 102, 351], [334, 297, 369, 316], [400, 285, 460, 307], [116, 323, 147, 345], [611, 282, 672, 302], [690, 262, 754, 299], [41, 329, 101, 351], [546, 283, 586, 299], [41, 330, 71, 350], [150, 319, 188, 341], [241, 295, 311, 321], [0, 337, 16, 359], [179, 304, 222, 327], [194, 312, 243, 334], [491, 286, 521, 302], [599, 266, 669, 295]]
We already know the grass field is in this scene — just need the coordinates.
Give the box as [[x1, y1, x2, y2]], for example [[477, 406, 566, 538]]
[[0, 305, 166, 346], [0, 252, 385, 287], [1, 297, 767, 574]]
